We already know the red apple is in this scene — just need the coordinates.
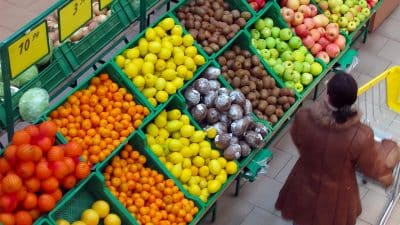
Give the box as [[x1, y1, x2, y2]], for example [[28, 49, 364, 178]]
[[318, 37, 330, 49], [326, 23, 339, 30], [303, 18, 315, 30], [281, 7, 295, 23], [250, 2, 259, 10], [326, 43, 341, 58], [295, 24, 309, 38], [298, 5, 312, 18], [287, 0, 300, 10], [325, 26, 339, 41], [302, 35, 315, 49], [292, 11, 305, 26], [316, 51, 330, 63], [310, 29, 321, 41], [311, 43, 323, 54], [255, 0, 266, 8], [334, 34, 346, 50], [318, 1, 329, 10], [317, 27, 326, 37], [309, 4, 319, 16]]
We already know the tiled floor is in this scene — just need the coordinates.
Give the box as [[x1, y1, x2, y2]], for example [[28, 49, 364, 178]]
[[1, 1, 400, 225]]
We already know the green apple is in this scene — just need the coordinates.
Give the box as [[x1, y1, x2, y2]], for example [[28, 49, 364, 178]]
[[330, 13, 340, 22], [273, 63, 285, 76], [251, 39, 258, 48], [292, 71, 301, 82], [298, 46, 308, 54], [305, 53, 315, 63], [281, 51, 293, 61], [293, 61, 304, 73], [255, 19, 266, 31], [267, 58, 277, 66], [260, 49, 271, 59], [271, 27, 281, 38], [285, 81, 295, 89], [353, 17, 361, 26], [257, 39, 267, 49], [345, 0, 354, 7], [270, 48, 279, 58], [264, 18, 274, 28], [279, 28, 293, 41], [283, 69, 294, 81], [301, 73, 313, 85], [276, 58, 283, 64], [359, 0, 368, 8], [302, 62, 311, 73], [338, 17, 349, 28], [324, 10, 331, 17], [357, 13, 366, 21], [294, 82, 304, 93], [261, 27, 272, 38], [265, 37, 276, 49], [288, 36, 302, 50], [362, 8, 370, 16], [332, 6, 341, 14], [349, 8, 358, 16], [250, 29, 261, 39], [293, 50, 305, 62], [310, 62, 323, 76], [276, 42, 289, 53], [340, 4, 350, 13], [347, 21, 357, 31], [283, 61, 294, 70]]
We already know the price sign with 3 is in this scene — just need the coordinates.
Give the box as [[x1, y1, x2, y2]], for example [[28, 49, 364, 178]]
[[59, 0, 92, 42], [99, 0, 113, 10], [7, 22, 49, 78]]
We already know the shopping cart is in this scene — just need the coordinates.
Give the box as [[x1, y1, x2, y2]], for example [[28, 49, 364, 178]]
[[356, 66, 400, 225]]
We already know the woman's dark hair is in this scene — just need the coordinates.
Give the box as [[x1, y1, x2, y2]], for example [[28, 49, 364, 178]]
[[327, 71, 358, 124]]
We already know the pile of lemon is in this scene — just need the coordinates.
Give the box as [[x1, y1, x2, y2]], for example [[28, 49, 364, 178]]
[[145, 109, 238, 202], [115, 18, 206, 107]]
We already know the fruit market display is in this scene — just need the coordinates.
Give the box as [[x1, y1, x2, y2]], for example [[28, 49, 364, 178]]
[[175, 0, 252, 55], [217, 45, 297, 124], [315, 0, 372, 33], [184, 67, 269, 159], [114, 17, 206, 107], [49, 73, 150, 165], [145, 109, 239, 202], [246, 0, 267, 12], [250, 17, 323, 92], [279, 0, 348, 63], [56, 200, 121, 225], [103, 144, 199, 224], [0, 121, 90, 225]]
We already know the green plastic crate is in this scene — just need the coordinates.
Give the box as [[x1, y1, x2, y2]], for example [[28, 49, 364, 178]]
[[42, 62, 154, 169], [123, 0, 164, 21], [242, 148, 272, 181], [60, 0, 131, 70], [48, 173, 139, 225], [0, 47, 72, 128], [171, 0, 256, 58], [33, 218, 52, 225], [96, 131, 206, 224], [111, 12, 209, 113]]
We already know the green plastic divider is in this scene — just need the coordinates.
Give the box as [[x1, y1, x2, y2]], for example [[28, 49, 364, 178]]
[[41, 62, 154, 169], [0, 47, 72, 128], [123, 0, 165, 22], [60, 0, 131, 71], [33, 217, 52, 225], [48, 172, 140, 225], [242, 148, 273, 181], [96, 131, 206, 225], [110, 11, 209, 113], [171, 0, 256, 59]]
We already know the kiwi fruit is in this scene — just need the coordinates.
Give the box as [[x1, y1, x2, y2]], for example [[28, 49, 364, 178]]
[[232, 77, 241, 88], [260, 89, 269, 99], [276, 108, 284, 118], [265, 105, 276, 116], [267, 96, 277, 105], [241, 86, 250, 95], [278, 96, 288, 105]]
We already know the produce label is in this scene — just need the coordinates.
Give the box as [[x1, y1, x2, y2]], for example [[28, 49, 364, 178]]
[[7, 22, 49, 78], [99, 0, 113, 10], [58, 0, 92, 42]]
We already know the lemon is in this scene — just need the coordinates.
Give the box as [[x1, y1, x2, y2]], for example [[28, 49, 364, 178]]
[[155, 59, 166, 72], [192, 156, 205, 167], [146, 123, 159, 136], [169, 152, 184, 164], [179, 146, 191, 158], [171, 35, 183, 46], [199, 195, 208, 202], [190, 131, 205, 143], [171, 78, 184, 89], [188, 184, 201, 196], [191, 166, 199, 176], [171, 163, 182, 177], [138, 38, 148, 56], [209, 159, 222, 175], [151, 144, 164, 156], [179, 137, 190, 146], [167, 109, 182, 120], [166, 120, 183, 132], [148, 41, 162, 54], [188, 176, 199, 186], [141, 61, 154, 75], [148, 97, 157, 107], [142, 87, 157, 98], [91, 200, 110, 218], [81, 209, 100, 225], [161, 39, 173, 50], [180, 115, 190, 125], [210, 150, 220, 159], [180, 168, 192, 183], [133, 75, 145, 88], [56, 219, 71, 225], [115, 55, 125, 68], [145, 74, 157, 87], [154, 26, 166, 37], [180, 124, 195, 138], [164, 82, 177, 95], [199, 147, 212, 158], [161, 69, 177, 81], [145, 28, 157, 41], [207, 180, 221, 194], [215, 173, 227, 184], [159, 156, 167, 163], [182, 34, 195, 47], [225, 161, 238, 175], [155, 91, 169, 103], [172, 132, 181, 139], [184, 57, 196, 71], [199, 178, 208, 188], [169, 139, 183, 152], [158, 48, 172, 60], [126, 47, 140, 59], [184, 70, 194, 80], [171, 25, 183, 36], [125, 63, 139, 78], [185, 46, 197, 58], [152, 78, 166, 91], [174, 52, 185, 65], [206, 128, 217, 139], [182, 157, 192, 168], [155, 114, 167, 127], [173, 46, 184, 55], [158, 128, 170, 139], [176, 65, 188, 77], [71, 221, 86, 225], [144, 53, 158, 63], [199, 166, 209, 177], [160, 17, 175, 31], [189, 143, 200, 156], [165, 161, 173, 170], [166, 59, 177, 69], [104, 214, 121, 225], [194, 54, 206, 65], [200, 140, 211, 148], [132, 58, 144, 69], [147, 135, 156, 145]]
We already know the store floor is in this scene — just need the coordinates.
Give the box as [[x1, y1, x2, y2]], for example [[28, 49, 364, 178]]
[[1, 1, 400, 225]]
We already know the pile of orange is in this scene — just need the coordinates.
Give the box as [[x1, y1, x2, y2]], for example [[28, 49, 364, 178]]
[[103, 144, 198, 225], [0, 121, 91, 225], [49, 73, 150, 165]]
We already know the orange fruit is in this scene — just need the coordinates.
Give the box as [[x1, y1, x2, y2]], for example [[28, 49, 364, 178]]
[[14, 211, 32, 225], [39, 121, 58, 138], [2, 173, 22, 194], [35, 161, 52, 180], [40, 177, 59, 193], [37, 194, 56, 212], [22, 193, 38, 210], [12, 130, 31, 146]]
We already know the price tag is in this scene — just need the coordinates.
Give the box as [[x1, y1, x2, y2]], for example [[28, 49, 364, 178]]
[[58, 0, 92, 42], [7, 22, 49, 78], [99, 0, 113, 10]]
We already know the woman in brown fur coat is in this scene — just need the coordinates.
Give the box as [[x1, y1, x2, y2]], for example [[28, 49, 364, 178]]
[[275, 72, 400, 225]]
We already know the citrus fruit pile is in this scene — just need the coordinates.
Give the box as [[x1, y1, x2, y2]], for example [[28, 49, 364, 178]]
[[49, 73, 150, 165], [0, 121, 90, 225], [103, 144, 198, 225], [145, 109, 238, 202], [115, 17, 206, 107], [56, 200, 122, 225]]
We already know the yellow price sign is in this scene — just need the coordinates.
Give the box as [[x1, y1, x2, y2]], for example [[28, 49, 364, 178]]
[[7, 22, 49, 78], [99, 0, 113, 10], [58, 0, 92, 42]]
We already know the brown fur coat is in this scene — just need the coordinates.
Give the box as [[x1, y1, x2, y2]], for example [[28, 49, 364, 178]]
[[275, 99, 400, 225]]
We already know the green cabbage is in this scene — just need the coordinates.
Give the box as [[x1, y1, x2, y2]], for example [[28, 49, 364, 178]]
[[11, 65, 39, 88], [18, 88, 49, 122]]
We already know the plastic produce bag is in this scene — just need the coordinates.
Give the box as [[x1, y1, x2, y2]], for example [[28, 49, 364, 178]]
[[18, 88, 49, 122]]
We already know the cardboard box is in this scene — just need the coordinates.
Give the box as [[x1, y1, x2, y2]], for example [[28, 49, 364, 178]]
[[369, 0, 400, 32]]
